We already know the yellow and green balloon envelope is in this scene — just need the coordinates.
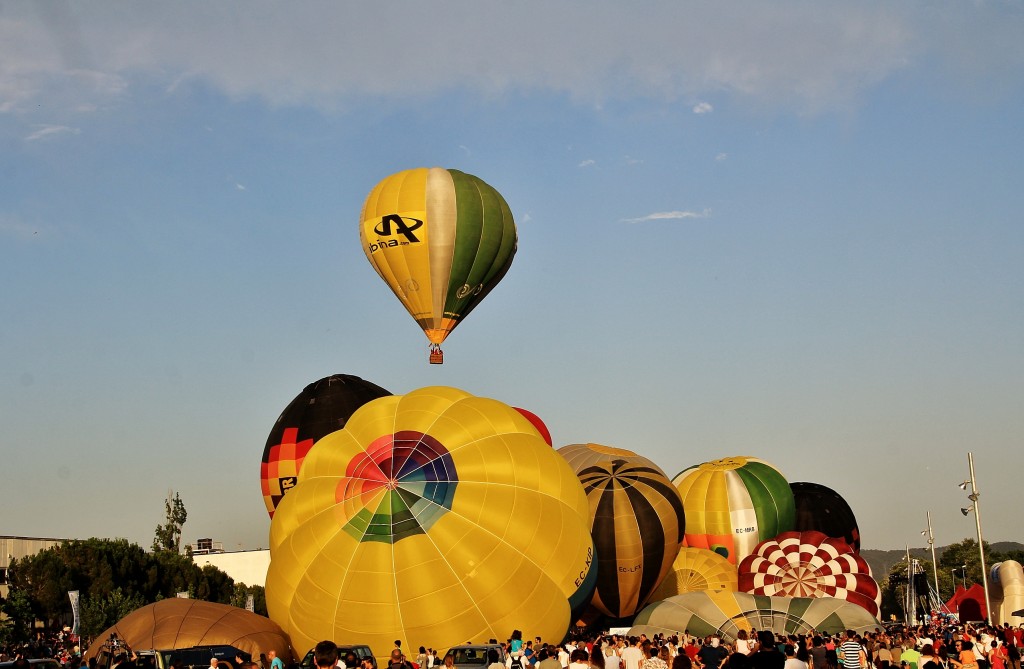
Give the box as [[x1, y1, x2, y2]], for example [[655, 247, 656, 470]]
[[673, 456, 795, 565], [359, 168, 517, 363], [266, 386, 596, 656]]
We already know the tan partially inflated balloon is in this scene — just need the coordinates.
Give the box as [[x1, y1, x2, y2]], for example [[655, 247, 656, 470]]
[[85, 599, 292, 662]]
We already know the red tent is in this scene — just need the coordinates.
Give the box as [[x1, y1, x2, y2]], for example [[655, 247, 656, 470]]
[[945, 583, 988, 622]]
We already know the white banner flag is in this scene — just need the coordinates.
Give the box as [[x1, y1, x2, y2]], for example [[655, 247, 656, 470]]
[[68, 590, 80, 635], [245, 594, 254, 612]]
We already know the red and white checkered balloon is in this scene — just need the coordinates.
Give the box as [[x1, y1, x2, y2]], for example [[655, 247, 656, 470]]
[[738, 530, 880, 617]]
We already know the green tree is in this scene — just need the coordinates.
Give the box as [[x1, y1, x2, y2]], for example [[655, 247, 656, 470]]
[[80, 587, 146, 637], [0, 587, 35, 644], [153, 491, 189, 554], [938, 537, 994, 589], [8, 537, 239, 628], [880, 558, 911, 621], [230, 583, 267, 616]]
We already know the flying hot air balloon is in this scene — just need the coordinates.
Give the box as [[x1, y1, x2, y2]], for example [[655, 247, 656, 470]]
[[265, 386, 596, 656], [261, 374, 390, 517], [359, 168, 517, 363]]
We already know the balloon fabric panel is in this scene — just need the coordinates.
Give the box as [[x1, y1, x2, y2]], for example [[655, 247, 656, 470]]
[[444, 171, 516, 326], [447, 171, 486, 311], [424, 168, 458, 329], [735, 461, 796, 540], [680, 468, 736, 560], [363, 168, 436, 330]]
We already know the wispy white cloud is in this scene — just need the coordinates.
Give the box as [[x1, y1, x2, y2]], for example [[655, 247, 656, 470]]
[[621, 209, 711, 224], [0, 3, 1021, 115], [578, 159, 596, 168], [624, 156, 643, 165], [235, 183, 246, 190], [715, 152, 728, 161], [693, 101, 714, 114], [25, 124, 80, 141]]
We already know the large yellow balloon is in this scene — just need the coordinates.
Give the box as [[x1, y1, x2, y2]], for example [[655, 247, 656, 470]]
[[359, 168, 517, 355], [266, 387, 595, 657]]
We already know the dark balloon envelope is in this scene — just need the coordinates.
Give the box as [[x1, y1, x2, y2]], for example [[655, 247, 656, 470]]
[[260, 374, 390, 517], [790, 481, 861, 552], [559, 444, 685, 619]]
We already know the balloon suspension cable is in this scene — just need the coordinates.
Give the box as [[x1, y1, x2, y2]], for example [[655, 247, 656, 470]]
[[429, 344, 444, 365]]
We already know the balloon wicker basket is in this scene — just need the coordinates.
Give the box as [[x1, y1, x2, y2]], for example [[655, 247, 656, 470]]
[[429, 345, 444, 365]]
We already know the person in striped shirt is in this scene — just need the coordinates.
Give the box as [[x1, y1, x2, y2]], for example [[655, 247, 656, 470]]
[[839, 631, 866, 669]]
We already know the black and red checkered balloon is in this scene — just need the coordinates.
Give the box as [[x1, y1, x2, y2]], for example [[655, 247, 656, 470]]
[[260, 374, 390, 517]]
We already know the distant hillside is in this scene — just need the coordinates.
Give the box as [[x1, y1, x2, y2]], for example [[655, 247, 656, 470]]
[[861, 541, 1024, 579]]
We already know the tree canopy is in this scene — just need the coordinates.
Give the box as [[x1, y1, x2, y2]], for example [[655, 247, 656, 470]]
[[2, 537, 246, 637], [153, 491, 189, 554], [878, 537, 1023, 621]]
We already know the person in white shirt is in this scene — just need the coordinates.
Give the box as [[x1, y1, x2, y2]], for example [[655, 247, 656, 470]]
[[785, 646, 808, 669], [604, 648, 621, 669], [620, 640, 644, 669]]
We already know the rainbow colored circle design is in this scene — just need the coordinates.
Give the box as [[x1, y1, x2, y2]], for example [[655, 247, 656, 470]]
[[337, 430, 457, 543]]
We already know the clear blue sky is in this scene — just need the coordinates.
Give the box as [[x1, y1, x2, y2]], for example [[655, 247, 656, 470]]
[[2, 2, 1022, 552]]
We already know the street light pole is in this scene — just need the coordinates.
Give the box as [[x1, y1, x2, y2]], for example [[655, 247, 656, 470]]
[[962, 452, 992, 623], [922, 511, 941, 611]]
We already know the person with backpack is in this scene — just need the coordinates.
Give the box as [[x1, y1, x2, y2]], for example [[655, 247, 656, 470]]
[[388, 649, 414, 669]]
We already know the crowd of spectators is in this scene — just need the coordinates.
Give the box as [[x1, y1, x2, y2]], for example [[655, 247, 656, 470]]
[[4, 616, 1024, 669], [1, 627, 87, 666]]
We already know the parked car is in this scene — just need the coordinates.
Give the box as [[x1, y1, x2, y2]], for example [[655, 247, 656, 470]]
[[93, 645, 249, 669], [300, 644, 377, 669], [447, 644, 505, 669], [0, 661, 62, 669]]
